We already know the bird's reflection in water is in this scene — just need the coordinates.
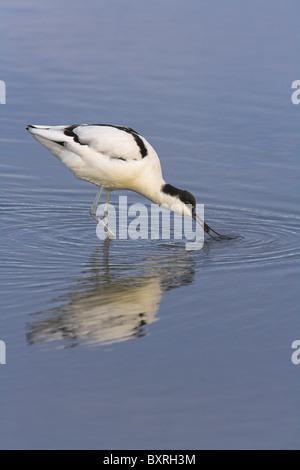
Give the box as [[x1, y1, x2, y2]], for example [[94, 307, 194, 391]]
[[26, 241, 196, 348]]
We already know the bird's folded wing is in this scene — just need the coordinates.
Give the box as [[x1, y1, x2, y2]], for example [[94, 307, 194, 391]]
[[69, 124, 148, 161]]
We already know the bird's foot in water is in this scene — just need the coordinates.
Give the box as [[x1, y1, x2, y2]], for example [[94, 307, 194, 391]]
[[91, 213, 116, 239]]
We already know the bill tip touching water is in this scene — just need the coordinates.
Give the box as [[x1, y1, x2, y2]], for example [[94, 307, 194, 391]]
[[26, 124, 236, 241]]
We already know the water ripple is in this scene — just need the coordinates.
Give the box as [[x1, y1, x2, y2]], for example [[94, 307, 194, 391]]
[[201, 205, 300, 269], [2, 193, 299, 348], [1, 196, 299, 281]]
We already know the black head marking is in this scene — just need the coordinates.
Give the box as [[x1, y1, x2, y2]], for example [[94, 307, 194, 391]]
[[162, 184, 196, 213], [178, 190, 196, 207], [162, 185, 237, 240]]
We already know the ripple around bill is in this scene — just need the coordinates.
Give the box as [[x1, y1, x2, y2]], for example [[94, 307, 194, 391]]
[[200, 205, 300, 269]]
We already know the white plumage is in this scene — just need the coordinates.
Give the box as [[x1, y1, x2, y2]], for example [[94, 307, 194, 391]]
[[27, 123, 227, 239]]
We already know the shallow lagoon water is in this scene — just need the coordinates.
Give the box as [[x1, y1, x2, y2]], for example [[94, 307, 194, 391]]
[[1, 0, 299, 449]]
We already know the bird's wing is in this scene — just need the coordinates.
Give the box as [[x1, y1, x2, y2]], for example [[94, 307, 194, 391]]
[[27, 124, 149, 161], [74, 125, 148, 160]]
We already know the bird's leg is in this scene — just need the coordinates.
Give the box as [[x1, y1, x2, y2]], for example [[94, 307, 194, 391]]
[[102, 190, 115, 238], [90, 186, 116, 239], [103, 190, 111, 227], [90, 185, 104, 220]]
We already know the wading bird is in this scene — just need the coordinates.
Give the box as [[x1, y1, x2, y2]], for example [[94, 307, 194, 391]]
[[27, 124, 230, 240]]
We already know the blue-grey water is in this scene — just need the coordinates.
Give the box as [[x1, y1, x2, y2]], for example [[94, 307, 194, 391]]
[[1, 0, 299, 449]]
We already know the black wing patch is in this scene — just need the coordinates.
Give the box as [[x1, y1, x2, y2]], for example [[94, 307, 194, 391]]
[[92, 124, 148, 159], [64, 125, 81, 143], [130, 131, 148, 158], [64, 124, 148, 158], [53, 140, 65, 147], [110, 156, 127, 162]]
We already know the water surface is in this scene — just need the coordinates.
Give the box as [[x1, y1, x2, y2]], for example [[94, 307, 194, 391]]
[[1, 0, 299, 449]]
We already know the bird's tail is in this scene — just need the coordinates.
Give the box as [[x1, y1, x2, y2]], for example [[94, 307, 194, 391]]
[[26, 124, 69, 148], [26, 124, 85, 173]]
